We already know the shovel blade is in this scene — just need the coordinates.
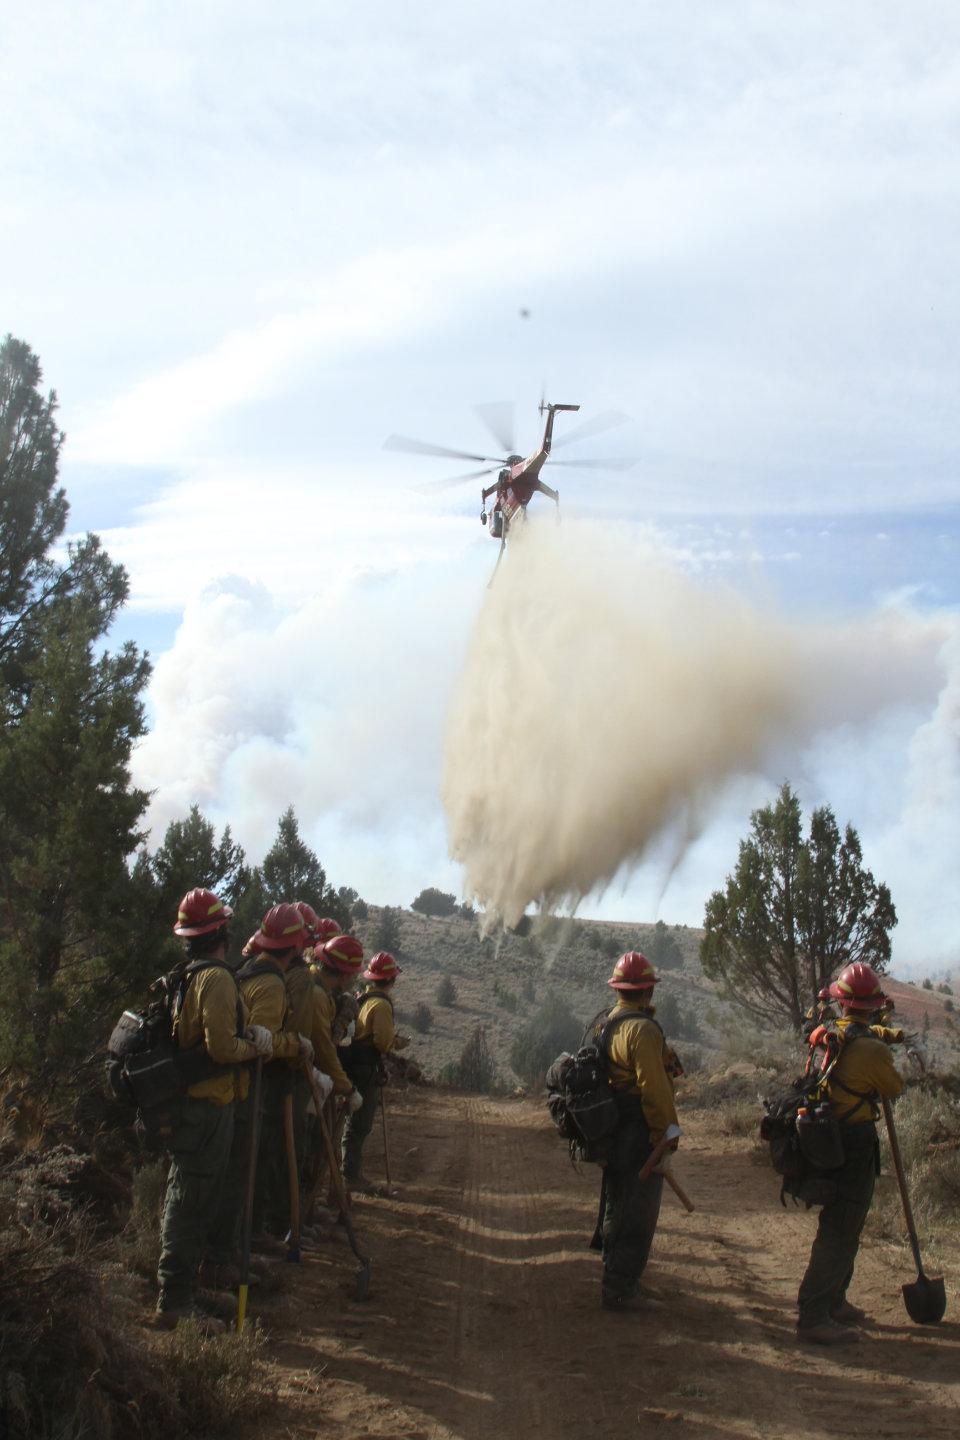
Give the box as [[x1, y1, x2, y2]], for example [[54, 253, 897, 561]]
[[354, 1261, 371, 1302], [903, 1273, 946, 1325]]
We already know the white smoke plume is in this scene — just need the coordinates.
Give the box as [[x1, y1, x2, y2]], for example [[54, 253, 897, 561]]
[[442, 522, 954, 929]]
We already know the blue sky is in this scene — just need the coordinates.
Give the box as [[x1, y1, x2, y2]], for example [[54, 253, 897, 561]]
[[2, 2, 958, 971]]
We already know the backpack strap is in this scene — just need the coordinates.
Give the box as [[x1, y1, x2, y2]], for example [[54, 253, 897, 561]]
[[359, 988, 394, 1019], [598, 1010, 646, 1069], [814, 1022, 879, 1121]]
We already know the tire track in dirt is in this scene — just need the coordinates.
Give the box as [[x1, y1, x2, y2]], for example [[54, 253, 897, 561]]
[[244, 1090, 960, 1440]]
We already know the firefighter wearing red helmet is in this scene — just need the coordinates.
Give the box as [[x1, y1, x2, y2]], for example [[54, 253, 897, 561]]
[[208, 904, 326, 1264], [156, 889, 263, 1327], [341, 950, 411, 1191], [310, 935, 365, 1099], [283, 902, 333, 1235], [300, 935, 366, 1203], [596, 951, 681, 1312], [797, 961, 903, 1346]]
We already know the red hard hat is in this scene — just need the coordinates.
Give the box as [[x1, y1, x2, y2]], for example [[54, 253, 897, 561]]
[[817, 986, 832, 1002], [320, 933, 364, 974], [608, 951, 659, 991], [293, 900, 320, 939], [829, 962, 889, 1012], [363, 950, 402, 983], [314, 917, 342, 943], [173, 888, 233, 938], [253, 902, 309, 952]]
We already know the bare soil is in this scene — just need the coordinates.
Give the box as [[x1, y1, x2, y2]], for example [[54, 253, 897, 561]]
[[243, 1089, 959, 1440]]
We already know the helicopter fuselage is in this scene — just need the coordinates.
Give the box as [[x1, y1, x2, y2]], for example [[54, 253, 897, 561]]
[[480, 402, 577, 535]]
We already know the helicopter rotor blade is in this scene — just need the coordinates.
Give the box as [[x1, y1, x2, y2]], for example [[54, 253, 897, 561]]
[[415, 466, 501, 492], [547, 458, 638, 471], [550, 410, 631, 450], [474, 402, 516, 456], [384, 434, 506, 464]]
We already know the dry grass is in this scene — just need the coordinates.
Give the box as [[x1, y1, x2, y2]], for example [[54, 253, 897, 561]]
[[870, 1085, 960, 1256], [120, 1156, 167, 1277], [0, 1147, 268, 1439]]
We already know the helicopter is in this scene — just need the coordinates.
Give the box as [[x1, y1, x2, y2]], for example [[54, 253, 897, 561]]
[[384, 400, 634, 581]]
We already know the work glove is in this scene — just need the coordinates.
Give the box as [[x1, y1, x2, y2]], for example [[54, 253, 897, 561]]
[[392, 1032, 411, 1051], [663, 1123, 682, 1149], [246, 1024, 273, 1058], [312, 1068, 334, 1101], [298, 1033, 314, 1063], [341, 1020, 355, 1045], [347, 1087, 363, 1114]]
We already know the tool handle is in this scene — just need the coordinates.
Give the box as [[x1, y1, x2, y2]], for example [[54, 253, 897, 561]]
[[882, 1096, 925, 1276], [637, 1136, 671, 1184], [379, 1085, 392, 1185], [283, 1091, 300, 1256], [237, 1056, 264, 1332], [655, 1168, 695, 1213], [304, 1061, 351, 1215]]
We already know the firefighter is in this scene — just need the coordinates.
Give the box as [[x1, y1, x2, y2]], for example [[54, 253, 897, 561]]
[[797, 961, 904, 1346], [302, 934, 365, 1213], [312, 933, 364, 1102], [208, 904, 325, 1266], [801, 986, 837, 1042], [341, 950, 410, 1190], [286, 901, 329, 1228], [156, 888, 270, 1327], [599, 951, 681, 1312]]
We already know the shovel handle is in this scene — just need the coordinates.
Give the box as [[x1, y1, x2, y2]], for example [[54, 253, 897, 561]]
[[881, 1096, 925, 1277]]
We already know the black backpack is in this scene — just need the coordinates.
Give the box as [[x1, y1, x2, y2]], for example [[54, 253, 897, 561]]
[[545, 1011, 636, 1164], [760, 1021, 873, 1207], [106, 959, 240, 1115]]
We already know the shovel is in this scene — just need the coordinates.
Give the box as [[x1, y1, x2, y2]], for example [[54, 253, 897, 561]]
[[882, 1097, 946, 1324]]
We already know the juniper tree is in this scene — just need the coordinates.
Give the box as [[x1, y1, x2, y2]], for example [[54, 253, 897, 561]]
[[0, 336, 151, 1071], [701, 783, 896, 1032]]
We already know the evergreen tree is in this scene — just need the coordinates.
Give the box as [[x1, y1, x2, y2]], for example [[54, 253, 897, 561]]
[[645, 920, 684, 971], [151, 805, 246, 908], [436, 974, 458, 1006], [0, 337, 151, 1072], [701, 783, 897, 1031], [261, 805, 326, 902], [411, 887, 457, 917], [373, 905, 402, 952], [454, 1024, 497, 1093]]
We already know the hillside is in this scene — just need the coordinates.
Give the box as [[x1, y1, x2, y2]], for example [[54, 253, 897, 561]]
[[352, 907, 960, 1083]]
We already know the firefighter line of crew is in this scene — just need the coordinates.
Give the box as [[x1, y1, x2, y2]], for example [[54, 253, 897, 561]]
[[156, 887, 907, 1347]]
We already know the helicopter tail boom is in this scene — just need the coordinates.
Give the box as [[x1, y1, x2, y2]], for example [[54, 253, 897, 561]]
[[539, 401, 580, 454]]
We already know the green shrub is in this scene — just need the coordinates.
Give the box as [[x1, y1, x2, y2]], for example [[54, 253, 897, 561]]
[[436, 975, 458, 1006], [412, 1002, 434, 1034], [443, 1025, 498, 1093], [509, 995, 583, 1089]]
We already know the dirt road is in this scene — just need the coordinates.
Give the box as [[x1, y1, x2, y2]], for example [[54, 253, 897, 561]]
[[251, 1090, 958, 1440]]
